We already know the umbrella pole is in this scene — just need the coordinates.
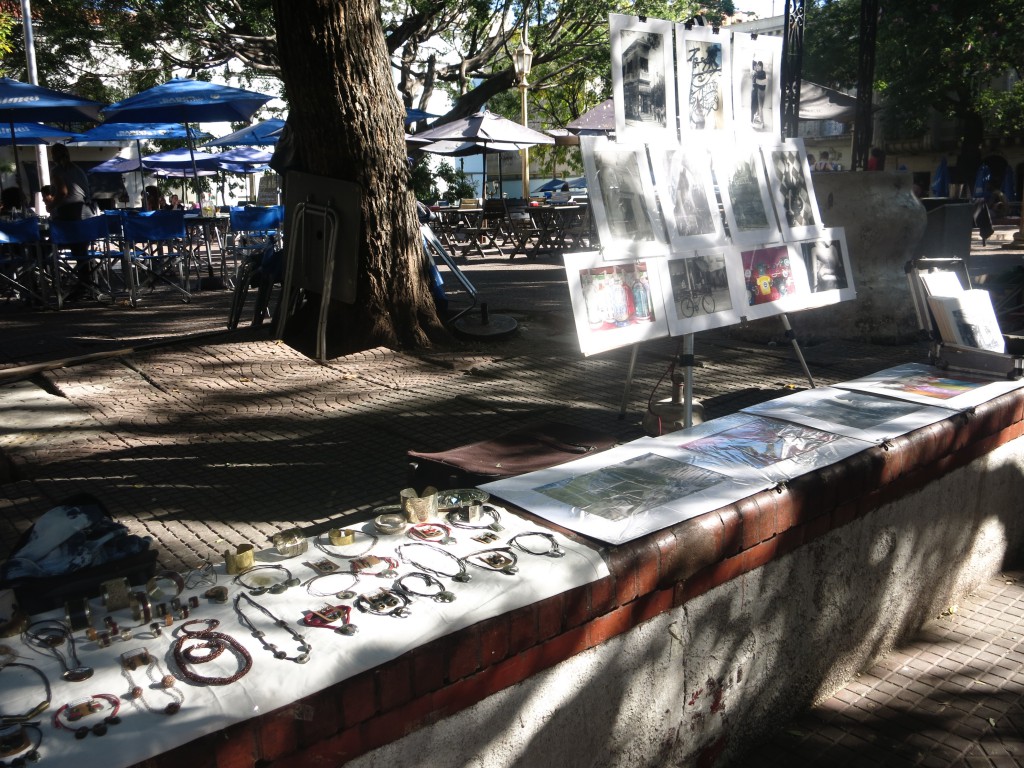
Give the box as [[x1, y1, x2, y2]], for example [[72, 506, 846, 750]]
[[9, 120, 24, 193]]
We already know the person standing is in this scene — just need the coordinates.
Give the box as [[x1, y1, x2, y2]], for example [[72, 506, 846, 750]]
[[49, 143, 97, 298], [751, 60, 767, 127]]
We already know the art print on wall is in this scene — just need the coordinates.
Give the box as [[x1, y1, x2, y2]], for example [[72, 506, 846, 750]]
[[652, 247, 747, 334], [763, 139, 823, 240], [712, 139, 781, 246], [731, 32, 782, 137], [564, 250, 669, 356], [649, 142, 724, 252], [610, 14, 677, 143], [739, 243, 812, 320], [676, 24, 732, 133], [581, 135, 669, 259], [794, 227, 856, 308]]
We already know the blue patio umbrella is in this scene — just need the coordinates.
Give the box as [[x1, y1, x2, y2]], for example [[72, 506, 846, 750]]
[[534, 178, 568, 193], [0, 122, 82, 144], [102, 78, 273, 203], [74, 122, 209, 143], [142, 147, 221, 171], [567, 176, 588, 189], [405, 107, 439, 124], [89, 156, 141, 174], [0, 77, 104, 188], [215, 147, 273, 167], [202, 118, 285, 147]]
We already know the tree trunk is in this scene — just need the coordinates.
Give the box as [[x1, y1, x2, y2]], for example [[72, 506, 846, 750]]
[[271, 0, 446, 357]]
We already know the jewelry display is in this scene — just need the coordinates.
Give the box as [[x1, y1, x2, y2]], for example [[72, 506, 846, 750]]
[[119, 648, 184, 715], [52, 693, 121, 738], [183, 560, 217, 590], [465, 547, 519, 575], [0, 663, 51, 724], [348, 555, 399, 578], [232, 564, 300, 595], [146, 570, 185, 601], [233, 593, 311, 664], [395, 542, 472, 583], [204, 586, 229, 604], [304, 572, 360, 600], [509, 531, 565, 558], [303, 558, 341, 575], [407, 522, 456, 545], [435, 488, 490, 509], [313, 528, 378, 559], [472, 532, 500, 544], [372, 507, 407, 536], [173, 623, 252, 686], [355, 588, 411, 618], [99, 577, 132, 611], [446, 502, 504, 532], [0, 722, 40, 763], [393, 572, 456, 603], [22, 620, 93, 682], [400, 487, 437, 523], [301, 604, 358, 635], [271, 527, 309, 557], [130, 591, 153, 624]]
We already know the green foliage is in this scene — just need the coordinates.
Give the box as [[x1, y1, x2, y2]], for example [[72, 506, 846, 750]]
[[802, 0, 860, 89]]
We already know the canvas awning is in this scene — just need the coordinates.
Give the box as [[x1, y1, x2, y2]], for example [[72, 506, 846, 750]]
[[798, 81, 859, 122]]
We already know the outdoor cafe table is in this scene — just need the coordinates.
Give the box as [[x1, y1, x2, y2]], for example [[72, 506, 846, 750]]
[[527, 203, 586, 255]]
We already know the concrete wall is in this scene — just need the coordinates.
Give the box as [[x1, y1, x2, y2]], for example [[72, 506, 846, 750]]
[[347, 439, 1024, 768]]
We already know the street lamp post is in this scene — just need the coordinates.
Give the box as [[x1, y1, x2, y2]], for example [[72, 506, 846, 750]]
[[513, 37, 533, 200]]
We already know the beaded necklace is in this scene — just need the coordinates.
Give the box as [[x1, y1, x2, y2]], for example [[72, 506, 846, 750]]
[[172, 619, 252, 686], [233, 593, 311, 664]]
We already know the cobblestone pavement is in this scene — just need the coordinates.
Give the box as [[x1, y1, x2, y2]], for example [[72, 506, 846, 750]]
[[1, 234, 1022, 766]]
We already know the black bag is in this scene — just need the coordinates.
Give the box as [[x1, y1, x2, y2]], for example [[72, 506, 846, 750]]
[[0, 493, 157, 616]]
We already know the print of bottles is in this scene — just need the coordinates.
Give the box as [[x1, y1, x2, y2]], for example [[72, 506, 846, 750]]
[[582, 265, 653, 331]]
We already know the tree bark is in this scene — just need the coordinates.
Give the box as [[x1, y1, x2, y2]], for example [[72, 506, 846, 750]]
[[271, 0, 446, 357]]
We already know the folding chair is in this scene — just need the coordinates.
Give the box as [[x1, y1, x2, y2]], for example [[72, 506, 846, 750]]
[[122, 210, 191, 302], [50, 215, 128, 308], [0, 216, 47, 306], [225, 205, 283, 288]]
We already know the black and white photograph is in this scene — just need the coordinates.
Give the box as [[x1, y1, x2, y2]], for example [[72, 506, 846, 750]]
[[653, 247, 748, 335], [611, 14, 677, 143], [795, 227, 856, 308], [650, 142, 724, 252], [731, 32, 782, 137], [763, 139, 823, 241], [677, 24, 732, 132], [713, 139, 781, 246], [581, 135, 670, 259]]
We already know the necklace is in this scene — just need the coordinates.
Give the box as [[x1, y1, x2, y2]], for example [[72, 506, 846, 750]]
[[446, 503, 504, 532], [301, 604, 358, 635], [52, 693, 121, 738], [509, 531, 565, 558], [233, 564, 300, 595], [396, 541, 472, 583], [465, 546, 519, 575], [0, 662, 51, 724], [233, 593, 311, 664], [313, 529, 378, 559], [120, 647, 184, 715], [173, 620, 252, 686], [22, 619, 93, 682], [393, 571, 456, 603], [304, 572, 360, 600], [407, 522, 456, 545], [355, 588, 412, 618]]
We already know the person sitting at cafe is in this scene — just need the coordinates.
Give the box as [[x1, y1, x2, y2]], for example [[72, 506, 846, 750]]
[[144, 185, 166, 212], [164, 193, 183, 210]]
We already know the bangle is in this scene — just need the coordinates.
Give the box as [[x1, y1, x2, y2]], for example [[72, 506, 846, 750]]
[[393, 572, 456, 603], [131, 591, 153, 624], [372, 506, 406, 535], [465, 547, 519, 575], [271, 527, 309, 557], [314, 529, 378, 559], [100, 577, 132, 611], [63, 597, 93, 631], [52, 693, 121, 738], [509, 531, 565, 558], [446, 503, 504, 532], [301, 604, 358, 635], [395, 541, 472, 583], [146, 570, 185, 601], [355, 588, 411, 618], [407, 522, 456, 545], [233, 564, 300, 595], [224, 543, 255, 574]]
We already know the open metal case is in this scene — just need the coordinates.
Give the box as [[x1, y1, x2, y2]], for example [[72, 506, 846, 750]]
[[906, 256, 1024, 379]]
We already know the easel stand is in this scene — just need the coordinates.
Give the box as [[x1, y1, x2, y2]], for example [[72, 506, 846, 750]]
[[780, 313, 816, 389], [621, 334, 701, 434]]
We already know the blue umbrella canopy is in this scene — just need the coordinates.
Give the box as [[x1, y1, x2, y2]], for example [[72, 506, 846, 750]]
[[202, 118, 285, 147], [73, 122, 210, 142], [534, 178, 568, 193], [215, 146, 273, 167], [142, 147, 221, 171], [0, 122, 81, 144], [89, 156, 141, 174], [101, 78, 272, 124], [0, 77, 104, 123], [405, 107, 438, 124]]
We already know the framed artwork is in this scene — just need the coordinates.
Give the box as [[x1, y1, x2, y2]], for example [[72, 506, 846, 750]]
[[739, 243, 813, 321], [649, 141, 725, 252], [794, 227, 856, 308], [731, 32, 782, 137], [610, 14, 677, 143], [581, 135, 670, 259], [676, 24, 732, 133], [652, 247, 747, 335], [834, 363, 1024, 411], [712, 138, 781, 246], [762, 139, 823, 240], [564, 250, 669, 356]]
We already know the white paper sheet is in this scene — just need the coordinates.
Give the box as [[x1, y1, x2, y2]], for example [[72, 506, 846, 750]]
[[833, 362, 1024, 411]]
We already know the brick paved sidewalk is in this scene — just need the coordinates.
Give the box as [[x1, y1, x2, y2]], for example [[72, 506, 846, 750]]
[[753, 571, 1024, 767]]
